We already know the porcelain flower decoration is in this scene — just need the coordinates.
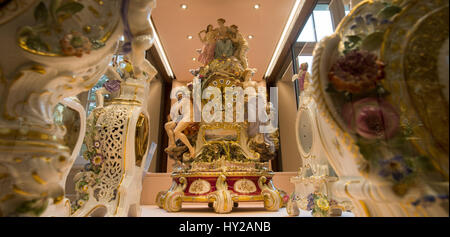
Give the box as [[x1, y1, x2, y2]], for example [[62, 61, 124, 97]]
[[329, 50, 385, 94], [342, 97, 400, 140]]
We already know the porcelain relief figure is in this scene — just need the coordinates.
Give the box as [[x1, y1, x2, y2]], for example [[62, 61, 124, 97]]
[[188, 179, 211, 195], [234, 179, 257, 194]]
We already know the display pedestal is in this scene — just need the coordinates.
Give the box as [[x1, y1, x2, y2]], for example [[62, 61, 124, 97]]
[[157, 171, 286, 214]]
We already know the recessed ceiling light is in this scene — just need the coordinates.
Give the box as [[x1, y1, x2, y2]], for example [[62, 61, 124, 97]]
[[254, 4, 260, 9], [187, 35, 193, 39], [192, 57, 196, 61], [180, 4, 187, 9], [248, 35, 254, 39]]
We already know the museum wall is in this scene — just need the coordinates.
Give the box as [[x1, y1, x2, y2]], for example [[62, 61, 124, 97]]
[[277, 80, 302, 172], [147, 76, 164, 172]]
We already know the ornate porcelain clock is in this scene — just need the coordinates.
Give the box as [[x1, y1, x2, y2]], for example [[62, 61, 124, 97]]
[[286, 74, 346, 217], [308, 0, 449, 217], [157, 19, 286, 214]]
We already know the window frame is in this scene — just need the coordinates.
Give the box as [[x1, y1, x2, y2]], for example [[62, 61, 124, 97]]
[[291, 0, 347, 108]]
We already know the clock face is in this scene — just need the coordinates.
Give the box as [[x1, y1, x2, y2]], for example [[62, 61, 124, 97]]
[[298, 109, 313, 155]]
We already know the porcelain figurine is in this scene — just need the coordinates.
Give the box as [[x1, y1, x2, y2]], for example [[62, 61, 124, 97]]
[[70, 0, 157, 217], [292, 62, 310, 93], [165, 85, 196, 159], [214, 18, 234, 59], [198, 25, 218, 65], [230, 25, 249, 69]]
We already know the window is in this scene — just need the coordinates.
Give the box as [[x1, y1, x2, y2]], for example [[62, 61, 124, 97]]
[[294, 3, 334, 74], [291, 2, 347, 108], [297, 16, 316, 42], [296, 4, 334, 43], [313, 5, 334, 42], [344, 4, 350, 15]]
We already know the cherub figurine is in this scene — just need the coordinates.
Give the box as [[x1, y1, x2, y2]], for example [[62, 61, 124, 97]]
[[230, 25, 249, 69], [214, 18, 234, 58], [165, 84, 196, 159], [125, 0, 158, 80], [198, 24, 217, 65]]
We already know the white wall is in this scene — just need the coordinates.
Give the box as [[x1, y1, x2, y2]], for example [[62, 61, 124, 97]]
[[147, 76, 163, 172], [276, 78, 302, 172]]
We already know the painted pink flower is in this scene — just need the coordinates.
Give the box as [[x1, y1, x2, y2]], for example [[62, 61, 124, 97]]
[[342, 97, 399, 140]]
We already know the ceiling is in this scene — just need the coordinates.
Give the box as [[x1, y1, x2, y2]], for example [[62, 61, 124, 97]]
[[151, 0, 297, 82]]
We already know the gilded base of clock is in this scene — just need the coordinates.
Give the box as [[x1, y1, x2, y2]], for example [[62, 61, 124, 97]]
[[156, 171, 287, 214]]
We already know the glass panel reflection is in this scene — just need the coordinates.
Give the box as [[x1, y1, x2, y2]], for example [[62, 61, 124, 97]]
[[297, 16, 316, 42]]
